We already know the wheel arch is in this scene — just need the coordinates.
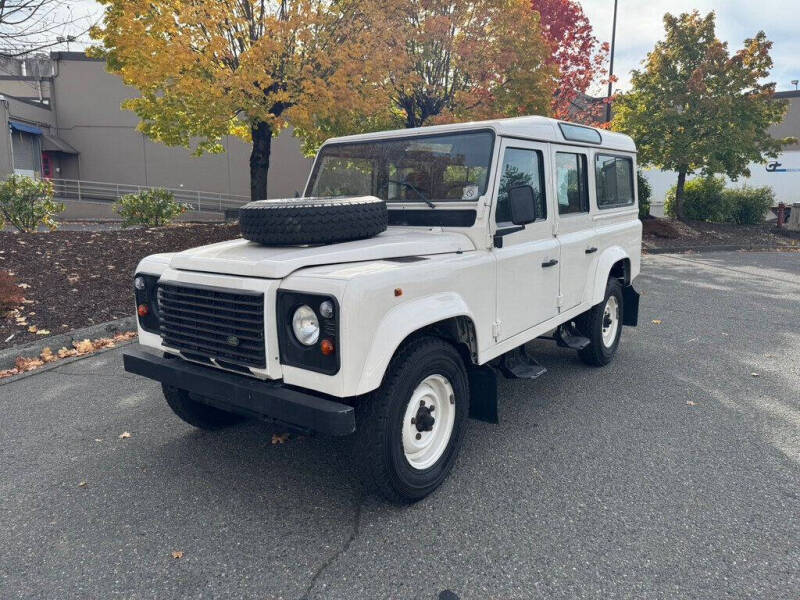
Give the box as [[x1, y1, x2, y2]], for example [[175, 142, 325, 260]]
[[354, 293, 480, 396], [590, 247, 631, 305]]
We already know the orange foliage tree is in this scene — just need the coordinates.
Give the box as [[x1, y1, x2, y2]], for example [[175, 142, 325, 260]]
[[91, 0, 395, 201], [532, 0, 609, 124]]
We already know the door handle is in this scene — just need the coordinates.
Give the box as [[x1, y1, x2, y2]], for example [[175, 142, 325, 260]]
[[585, 247, 598, 254], [541, 259, 558, 268]]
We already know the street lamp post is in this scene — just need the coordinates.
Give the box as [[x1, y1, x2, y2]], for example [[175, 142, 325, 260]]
[[605, 0, 619, 123]]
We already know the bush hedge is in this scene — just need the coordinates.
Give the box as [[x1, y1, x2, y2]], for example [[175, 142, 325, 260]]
[[0, 175, 63, 232], [664, 177, 772, 225], [637, 171, 652, 219], [115, 188, 188, 227], [721, 185, 774, 225], [664, 176, 726, 221]]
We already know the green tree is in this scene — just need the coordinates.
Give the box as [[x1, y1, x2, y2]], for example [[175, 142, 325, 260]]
[[612, 11, 793, 220]]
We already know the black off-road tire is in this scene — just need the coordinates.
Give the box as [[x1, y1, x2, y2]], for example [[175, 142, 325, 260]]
[[355, 336, 469, 504], [577, 278, 624, 367], [239, 196, 388, 246], [162, 384, 246, 430]]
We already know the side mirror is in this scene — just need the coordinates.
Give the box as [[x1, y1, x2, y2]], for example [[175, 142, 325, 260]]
[[509, 185, 538, 225]]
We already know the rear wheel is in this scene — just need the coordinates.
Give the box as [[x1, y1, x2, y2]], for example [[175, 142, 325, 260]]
[[355, 336, 469, 503], [577, 278, 624, 367], [162, 385, 246, 430]]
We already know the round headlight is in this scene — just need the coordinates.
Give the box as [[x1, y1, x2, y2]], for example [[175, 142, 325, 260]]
[[292, 305, 320, 346], [134, 276, 146, 291], [319, 299, 335, 319]]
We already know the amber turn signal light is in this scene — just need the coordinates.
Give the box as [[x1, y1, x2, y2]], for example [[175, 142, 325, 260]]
[[320, 338, 335, 356], [137, 303, 149, 317]]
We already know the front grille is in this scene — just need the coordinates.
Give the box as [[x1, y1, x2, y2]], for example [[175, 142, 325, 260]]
[[158, 284, 266, 369]]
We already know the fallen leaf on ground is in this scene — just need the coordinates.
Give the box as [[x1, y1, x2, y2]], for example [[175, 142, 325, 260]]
[[94, 438, 103, 442], [15, 356, 44, 371], [171, 551, 183, 559], [652, 319, 662, 324], [17, 283, 30, 289], [272, 433, 290, 445], [78, 481, 87, 487], [40, 348, 56, 363], [119, 431, 132, 439], [73, 339, 94, 353], [36, 329, 51, 335], [750, 372, 759, 377], [686, 400, 697, 406]]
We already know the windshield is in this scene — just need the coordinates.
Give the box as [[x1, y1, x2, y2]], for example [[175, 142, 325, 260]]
[[306, 130, 494, 204]]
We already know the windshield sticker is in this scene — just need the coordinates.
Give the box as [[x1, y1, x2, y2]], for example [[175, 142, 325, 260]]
[[462, 184, 480, 200]]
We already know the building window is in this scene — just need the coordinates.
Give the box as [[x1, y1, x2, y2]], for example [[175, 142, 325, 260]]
[[595, 154, 634, 208], [496, 147, 546, 223], [556, 152, 589, 215]]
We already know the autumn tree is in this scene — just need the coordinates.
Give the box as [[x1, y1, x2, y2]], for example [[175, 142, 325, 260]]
[[297, 0, 558, 147], [394, 0, 557, 128], [531, 0, 609, 123], [612, 11, 792, 220], [91, 0, 394, 201]]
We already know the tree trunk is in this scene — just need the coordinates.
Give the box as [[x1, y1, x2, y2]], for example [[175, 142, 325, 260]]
[[249, 121, 272, 202], [675, 168, 687, 221]]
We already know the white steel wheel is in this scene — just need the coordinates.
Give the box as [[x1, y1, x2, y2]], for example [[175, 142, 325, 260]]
[[401, 374, 456, 471], [601, 295, 620, 348]]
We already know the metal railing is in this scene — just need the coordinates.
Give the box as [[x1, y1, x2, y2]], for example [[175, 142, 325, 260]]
[[50, 178, 250, 214]]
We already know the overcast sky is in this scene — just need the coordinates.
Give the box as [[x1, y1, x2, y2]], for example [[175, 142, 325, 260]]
[[69, 0, 799, 93]]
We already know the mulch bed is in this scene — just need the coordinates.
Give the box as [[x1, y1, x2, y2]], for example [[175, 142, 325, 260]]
[[1, 223, 239, 350], [642, 217, 800, 252]]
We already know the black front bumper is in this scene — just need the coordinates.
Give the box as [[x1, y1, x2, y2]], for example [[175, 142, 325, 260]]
[[122, 347, 355, 436]]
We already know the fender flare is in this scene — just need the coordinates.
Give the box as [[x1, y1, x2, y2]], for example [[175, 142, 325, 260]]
[[354, 292, 476, 395], [590, 246, 630, 305]]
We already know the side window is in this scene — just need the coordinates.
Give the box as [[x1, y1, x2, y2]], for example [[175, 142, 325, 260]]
[[556, 152, 589, 215], [595, 154, 634, 208], [496, 148, 546, 223]]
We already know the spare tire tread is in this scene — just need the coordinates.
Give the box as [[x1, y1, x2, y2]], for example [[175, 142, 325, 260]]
[[239, 196, 388, 246]]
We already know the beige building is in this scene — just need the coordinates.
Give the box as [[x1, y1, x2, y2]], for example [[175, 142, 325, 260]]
[[0, 52, 311, 201]]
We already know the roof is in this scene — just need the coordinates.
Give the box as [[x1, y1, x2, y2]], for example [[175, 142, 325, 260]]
[[42, 133, 79, 154], [773, 90, 800, 99], [324, 115, 636, 153]]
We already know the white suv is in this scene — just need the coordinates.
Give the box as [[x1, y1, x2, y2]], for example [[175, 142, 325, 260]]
[[124, 116, 642, 503]]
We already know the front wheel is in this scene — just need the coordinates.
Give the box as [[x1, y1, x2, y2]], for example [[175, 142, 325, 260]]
[[577, 278, 624, 367], [355, 336, 469, 503]]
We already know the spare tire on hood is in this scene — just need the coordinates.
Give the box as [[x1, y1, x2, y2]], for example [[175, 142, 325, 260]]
[[238, 196, 388, 246]]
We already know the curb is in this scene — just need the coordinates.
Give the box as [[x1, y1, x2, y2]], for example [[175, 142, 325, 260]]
[[0, 316, 136, 370], [643, 244, 789, 255]]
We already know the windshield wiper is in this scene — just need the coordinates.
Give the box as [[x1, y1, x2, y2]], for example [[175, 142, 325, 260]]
[[388, 179, 436, 209]]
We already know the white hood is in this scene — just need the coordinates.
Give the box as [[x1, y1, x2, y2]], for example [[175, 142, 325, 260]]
[[169, 228, 475, 279]]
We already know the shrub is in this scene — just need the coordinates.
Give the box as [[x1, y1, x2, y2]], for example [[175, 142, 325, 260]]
[[115, 188, 187, 227], [637, 171, 652, 219], [0, 270, 24, 312], [0, 175, 63, 232], [721, 185, 774, 225], [664, 176, 726, 221]]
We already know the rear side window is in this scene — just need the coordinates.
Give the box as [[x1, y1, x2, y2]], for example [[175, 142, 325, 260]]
[[556, 152, 589, 215], [595, 154, 634, 208], [496, 148, 546, 223]]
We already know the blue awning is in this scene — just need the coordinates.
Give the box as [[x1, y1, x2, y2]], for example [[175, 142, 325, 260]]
[[9, 120, 42, 135]]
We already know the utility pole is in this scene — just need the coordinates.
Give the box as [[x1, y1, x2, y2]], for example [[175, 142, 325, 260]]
[[605, 0, 618, 123]]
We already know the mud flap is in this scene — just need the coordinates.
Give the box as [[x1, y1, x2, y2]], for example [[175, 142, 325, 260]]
[[467, 365, 498, 424], [623, 284, 640, 327]]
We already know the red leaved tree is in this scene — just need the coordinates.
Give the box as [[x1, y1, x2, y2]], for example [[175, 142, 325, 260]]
[[532, 0, 609, 124]]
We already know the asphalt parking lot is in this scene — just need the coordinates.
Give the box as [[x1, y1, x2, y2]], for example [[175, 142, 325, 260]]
[[1, 251, 798, 599]]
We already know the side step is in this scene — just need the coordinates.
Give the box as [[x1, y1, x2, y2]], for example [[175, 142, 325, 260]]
[[554, 323, 591, 350], [499, 345, 547, 380]]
